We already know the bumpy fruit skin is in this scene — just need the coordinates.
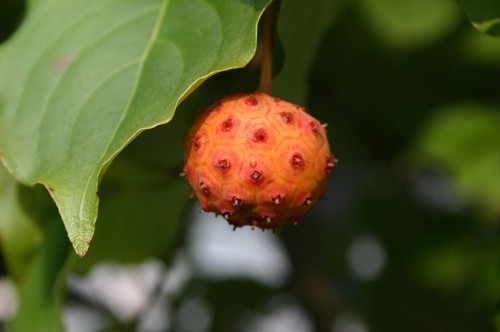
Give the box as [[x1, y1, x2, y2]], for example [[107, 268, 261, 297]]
[[182, 92, 335, 229]]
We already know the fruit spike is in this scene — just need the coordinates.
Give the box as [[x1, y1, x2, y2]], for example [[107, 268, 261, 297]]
[[310, 121, 322, 136], [251, 170, 262, 182], [183, 92, 335, 229], [290, 153, 304, 168], [253, 128, 268, 142], [199, 181, 209, 194], [221, 118, 233, 131], [325, 155, 337, 173], [245, 95, 259, 106], [230, 196, 242, 206], [272, 195, 282, 204], [192, 136, 200, 150], [216, 159, 230, 172], [279, 112, 294, 124]]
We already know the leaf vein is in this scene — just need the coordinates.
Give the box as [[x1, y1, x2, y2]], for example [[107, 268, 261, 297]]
[[10, 0, 122, 122], [78, 0, 172, 221], [34, 5, 162, 176]]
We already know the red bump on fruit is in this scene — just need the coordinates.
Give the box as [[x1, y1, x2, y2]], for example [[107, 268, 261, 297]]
[[216, 158, 230, 172], [310, 121, 320, 136], [199, 181, 209, 194], [182, 92, 334, 229], [272, 195, 282, 204], [325, 155, 336, 173], [192, 136, 201, 150], [230, 196, 242, 206], [221, 118, 233, 131], [251, 170, 262, 182], [253, 128, 268, 142], [245, 95, 259, 106], [279, 112, 294, 124], [290, 153, 304, 168]]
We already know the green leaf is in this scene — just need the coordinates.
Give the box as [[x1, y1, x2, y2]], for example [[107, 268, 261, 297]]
[[71, 105, 193, 270], [415, 103, 500, 216], [359, 0, 460, 47], [455, 0, 500, 35], [73, 155, 190, 271], [415, 240, 478, 293], [273, 0, 338, 104], [71, 99, 193, 270], [461, 29, 500, 64], [0, 164, 42, 279], [0, 0, 271, 256], [8, 218, 72, 332]]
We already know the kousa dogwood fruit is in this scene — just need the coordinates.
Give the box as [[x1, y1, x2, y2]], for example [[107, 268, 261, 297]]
[[182, 92, 335, 229]]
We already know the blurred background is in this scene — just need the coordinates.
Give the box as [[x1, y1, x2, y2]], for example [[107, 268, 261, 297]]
[[0, 0, 499, 331]]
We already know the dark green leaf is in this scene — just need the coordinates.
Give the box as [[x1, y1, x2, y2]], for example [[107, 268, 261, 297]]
[[272, 0, 338, 104], [8, 219, 72, 332], [359, 0, 460, 47], [455, 0, 500, 35], [73, 153, 190, 271], [0, 164, 42, 279], [415, 104, 500, 216]]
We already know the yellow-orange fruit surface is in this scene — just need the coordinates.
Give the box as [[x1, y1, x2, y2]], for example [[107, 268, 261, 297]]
[[183, 92, 335, 229]]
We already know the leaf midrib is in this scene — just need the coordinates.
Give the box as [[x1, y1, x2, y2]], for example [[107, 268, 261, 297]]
[[35, 5, 163, 180], [7, 0, 119, 124], [78, 0, 172, 222]]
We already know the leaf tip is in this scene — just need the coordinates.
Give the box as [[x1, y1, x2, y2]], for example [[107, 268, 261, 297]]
[[76, 251, 87, 258], [74, 241, 89, 258], [68, 228, 93, 258], [50, 189, 97, 259]]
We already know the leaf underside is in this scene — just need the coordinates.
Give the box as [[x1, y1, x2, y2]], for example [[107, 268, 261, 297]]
[[0, 0, 270, 256], [455, 0, 500, 35]]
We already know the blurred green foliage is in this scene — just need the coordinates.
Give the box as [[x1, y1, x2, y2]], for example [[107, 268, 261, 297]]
[[416, 104, 500, 216], [456, 0, 500, 35], [0, 0, 499, 331], [359, 0, 461, 48]]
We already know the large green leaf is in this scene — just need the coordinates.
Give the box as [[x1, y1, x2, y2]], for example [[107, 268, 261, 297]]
[[8, 218, 72, 332], [0, 164, 42, 279], [0, 0, 271, 256], [73, 136, 191, 271], [415, 103, 500, 216], [455, 0, 500, 35], [359, 0, 460, 47], [273, 0, 338, 104]]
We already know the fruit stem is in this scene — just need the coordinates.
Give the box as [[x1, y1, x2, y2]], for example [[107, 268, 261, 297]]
[[259, 0, 278, 94]]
